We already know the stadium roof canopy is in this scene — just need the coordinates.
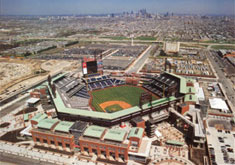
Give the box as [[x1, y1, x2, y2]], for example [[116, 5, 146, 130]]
[[54, 121, 74, 133], [104, 129, 126, 142], [37, 118, 59, 130], [128, 127, 144, 139], [83, 125, 106, 139], [31, 113, 47, 123]]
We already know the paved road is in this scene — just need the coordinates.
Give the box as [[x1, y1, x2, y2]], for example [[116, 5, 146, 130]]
[[125, 45, 153, 73], [0, 95, 30, 118], [0, 152, 55, 165], [206, 50, 235, 106]]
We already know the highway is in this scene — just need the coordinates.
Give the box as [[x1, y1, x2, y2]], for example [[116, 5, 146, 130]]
[[0, 95, 30, 118], [206, 50, 235, 107]]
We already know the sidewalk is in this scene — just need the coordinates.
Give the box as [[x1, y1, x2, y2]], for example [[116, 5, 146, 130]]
[[0, 141, 95, 165]]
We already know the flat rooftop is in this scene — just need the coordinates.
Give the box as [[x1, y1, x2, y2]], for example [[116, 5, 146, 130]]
[[209, 98, 229, 111], [54, 121, 74, 133], [37, 118, 59, 130], [103, 129, 126, 142], [128, 127, 144, 139], [83, 125, 106, 139], [31, 113, 47, 123]]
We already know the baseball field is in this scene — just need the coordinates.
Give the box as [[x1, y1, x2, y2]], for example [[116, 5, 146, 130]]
[[90, 85, 158, 113]]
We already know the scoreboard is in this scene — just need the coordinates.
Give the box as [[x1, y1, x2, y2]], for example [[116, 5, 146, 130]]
[[83, 61, 97, 75], [82, 56, 103, 77]]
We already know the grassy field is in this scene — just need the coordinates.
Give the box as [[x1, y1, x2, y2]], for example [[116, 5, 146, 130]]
[[135, 36, 157, 41], [90, 85, 157, 112], [101, 36, 129, 40], [211, 45, 235, 50], [201, 40, 235, 44]]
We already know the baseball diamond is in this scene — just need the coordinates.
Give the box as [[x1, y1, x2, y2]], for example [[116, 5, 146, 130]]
[[90, 85, 158, 112]]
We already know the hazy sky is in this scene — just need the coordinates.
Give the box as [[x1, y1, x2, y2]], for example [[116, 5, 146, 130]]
[[1, 0, 234, 15]]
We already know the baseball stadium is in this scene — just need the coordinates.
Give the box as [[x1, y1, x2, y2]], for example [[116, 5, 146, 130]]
[[47, 69, 190, 126]]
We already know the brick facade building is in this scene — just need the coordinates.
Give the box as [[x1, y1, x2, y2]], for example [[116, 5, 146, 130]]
[[79, 125, 145, 163], [79, 126, 129, 162], [31, 118, 75, 151], [30, 87, 47, 98]]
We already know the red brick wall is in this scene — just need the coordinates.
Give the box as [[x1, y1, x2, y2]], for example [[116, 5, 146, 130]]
[[136, 121, 145, 129], [80, 138, 129, 161], [30, 92, 40, 98], [129, 137, 142, 148], [180, 104, 189, 115], [186, 82, 194, 87], [31, 130, 74, 150], [30, 88, 46, 98], [39, 88, 46, 95], [185, 101, 196, 106], [30, 120, 38, 127]]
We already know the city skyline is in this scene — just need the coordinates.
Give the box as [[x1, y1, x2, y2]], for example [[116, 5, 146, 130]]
[[0, 0, 234, 16]]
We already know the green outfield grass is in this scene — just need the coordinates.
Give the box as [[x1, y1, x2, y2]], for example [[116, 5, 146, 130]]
[[90, 85, 158, 113]]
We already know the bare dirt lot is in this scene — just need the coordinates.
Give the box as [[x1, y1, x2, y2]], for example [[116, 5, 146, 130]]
[[0, 58, 41, 93], [0, 58, 74, 98]]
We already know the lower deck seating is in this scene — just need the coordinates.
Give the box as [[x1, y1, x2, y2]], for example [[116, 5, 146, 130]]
[[74, 87, 90, 99]]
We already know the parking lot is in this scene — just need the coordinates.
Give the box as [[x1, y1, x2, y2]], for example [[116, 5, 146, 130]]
[[206, 117, 235, 165], [142, 57, 214, 77]]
